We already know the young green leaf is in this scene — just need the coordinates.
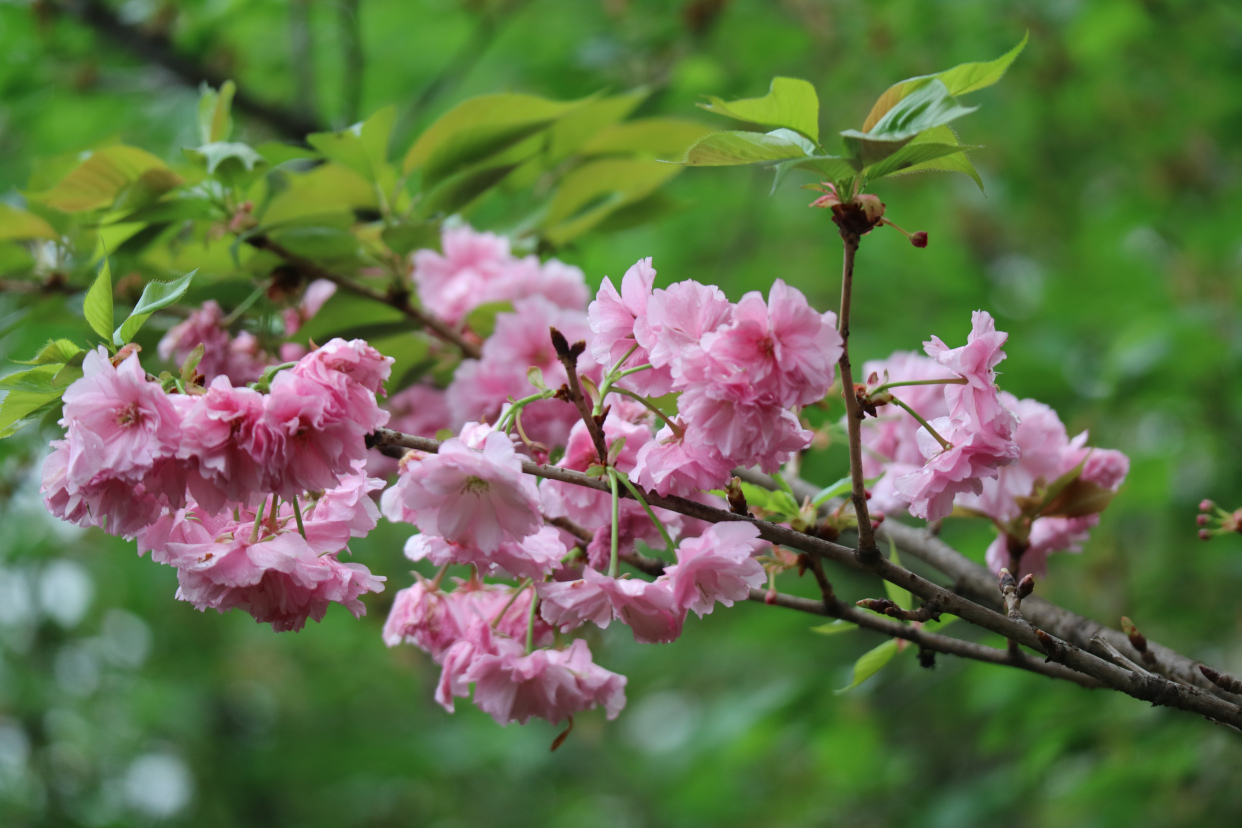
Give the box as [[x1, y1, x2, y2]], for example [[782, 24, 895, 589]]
[[403, 93, 593, 175], [184, 142, 266, 176], [0, 389, 64, 439], [308, 106, 397, 184], [34, 146, 182, 213], [198, 80, 237, 144], [811, 620, 859, 636], [811, 476, 853, 507], [883, 543, 914, 611], [14, 339, 83, 366], [414, 162, 520, 219], [84, 259, 114, 344], [866, 79, 978, 141], [0, 204, 57, 241], [836, 639, 898, 693], [0, 364, 75, 394], [861, 33, 1028, 132], [679, 129, 813, 167], [698, 77, 820, 143], [113, 269, 197, 346], [543, 157, 680, 245], [579, 118, 716, 158]]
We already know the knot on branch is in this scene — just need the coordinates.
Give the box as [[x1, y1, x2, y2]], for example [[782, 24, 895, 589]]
[[1120, 616, 1161, 670], [856, 597, 942, 623], [1035, 629, 1070, 664], [998, 567, 1034, 621]]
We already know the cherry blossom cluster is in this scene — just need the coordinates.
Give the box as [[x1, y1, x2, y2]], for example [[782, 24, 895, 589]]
[[380, 415, 770, 725], [857, 311, 1129, 577], [159, 279, 337, 385], [41, 338, 393, 630]]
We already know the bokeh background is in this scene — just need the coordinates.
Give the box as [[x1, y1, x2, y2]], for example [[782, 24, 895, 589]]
[[3, 0, 1242, 825]]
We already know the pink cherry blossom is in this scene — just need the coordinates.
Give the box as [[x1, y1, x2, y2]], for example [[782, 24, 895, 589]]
[[697, 279, 841, 407], [382, 579, 463, 654], [381, 424, 542, 552], [158, 300, 270, 384], [588, 257, 675, 395], [466, 638, 627, 725], [178, 377, 268, 513], [41, 439, 165, 537], [634, 279, 733, 383], [538, 568, 684, 644], [404, 525, 568, 580], [678, 379, 811, 473], [893, 415, 1021, 521], [924, 310, 1012, 431], [985, 516, 1098, 579], [282, 279, 337, 335], [664, 522, 767, 617], [630, 423, 734, 498]]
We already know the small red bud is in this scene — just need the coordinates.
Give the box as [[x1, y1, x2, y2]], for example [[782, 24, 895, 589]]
[[1199, 499, 1215, 512], [1199, 529, 1212, 541], [864, 490, 872, 501], [1196, 514, 1209, 527], [1017, 574, 1035, 600], [910, 230, 928, 248], [764, 588, 777, 605]]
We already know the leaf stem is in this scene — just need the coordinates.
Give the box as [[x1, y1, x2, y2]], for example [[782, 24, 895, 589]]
[[877, 377, 967, 391], [887, 393, 952, 451], [617, 473, 675, 553], [250, 495, 269, 544], [291, 494, 307, 539], [609, 388, 684, 438], [607, 468, 621, 578]]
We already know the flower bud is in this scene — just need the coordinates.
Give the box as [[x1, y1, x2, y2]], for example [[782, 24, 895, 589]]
[[1199, 499, 1215, 512], [1196, 514, 1209, 527], [1199, 528, 1212, 541], [910, 231, 929, 248]]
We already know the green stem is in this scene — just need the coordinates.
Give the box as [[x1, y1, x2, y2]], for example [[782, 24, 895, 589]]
[[607, 469, 621, 578], [888, 393, 952, 451], [250, 495, 270, 544], [491, 578, 533, 629], [497, 390, 553, 432], [610, 388, 683, 438], [594, 344, 642, 416], [617, 363, 654, 378], [617, 474, 675, 553], [877, 377, 967, 391], [292, 494, 307, 539], [221, 280, 272, 327], [525, 593, 539, 654]]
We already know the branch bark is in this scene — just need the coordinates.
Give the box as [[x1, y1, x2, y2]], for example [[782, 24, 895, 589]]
[[369, 427, 1242, 728]]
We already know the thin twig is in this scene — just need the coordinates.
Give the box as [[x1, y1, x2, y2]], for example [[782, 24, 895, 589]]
[[550, 328, 609, 464]]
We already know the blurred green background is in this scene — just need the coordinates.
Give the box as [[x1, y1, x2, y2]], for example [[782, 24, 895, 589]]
[[3, 0, 1242, 825]]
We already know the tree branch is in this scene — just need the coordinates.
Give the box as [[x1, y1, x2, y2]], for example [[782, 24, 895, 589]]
[[368, 427, 1242, 728], [59, 0, 323, 139], [246, 236, 482, 359]]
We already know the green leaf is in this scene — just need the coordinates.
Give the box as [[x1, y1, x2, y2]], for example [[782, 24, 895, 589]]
[[895, 149, 985, 192], [679, 129, 814, 167], [403, 93, 593, 175], [34, 146, 182, 213], [415, 163, 520, 219], [866, 125, 983, 190], [0, 364, 75, 394], [543, 157, 680, 245], [14, 339, 83, 366], [736, 481, 799, 521], [865, 141, 976, 181], [578, 118, 715, 158], [861, 33, 1028, 132], [84, 259, 114, 343], [269, 225, 360, 261], [884, 543, 914, 611], [308, 106, 396, 184], [811, 620, 859, 636], [811, 476, 853, 507], [836, 639, 898, 693], [0, 204, 57, 241], [698, 77, 820, 143], [842, 80, 977, 167], [381, 221, 441, 258], [180, 343, 205, 383], [464, 301, 512, 340], [543, 90, 648, 163], [113, 269, 197, 346], [198, 80, 236, 144], [0, 390, 63, 439]]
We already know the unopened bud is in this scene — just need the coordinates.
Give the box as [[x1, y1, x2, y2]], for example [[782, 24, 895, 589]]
[[855, 193, 885, 224], [1199, 529, 1212, 541], [870, 513, 885, 528], [1197, 514, 1209, 527], [864, 489, 872, 501], [1199, 499, 1215, 512], [1017, 574, 1035, 600], [764, 587, 777, 605], [998, 567, 1017, 593], [910, 231, 928, 248]]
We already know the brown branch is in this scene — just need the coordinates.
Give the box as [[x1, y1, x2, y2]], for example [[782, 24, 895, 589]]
[[857, 597, 941, 623], [60, 0, 322, 139], [550, 329, 609, 464], [246, 236, 482, 359], [831, 229, 879, 563], [743, 466, 1242, 708], [753, 589, 1103, 689], [369, 427, 1242, 727]]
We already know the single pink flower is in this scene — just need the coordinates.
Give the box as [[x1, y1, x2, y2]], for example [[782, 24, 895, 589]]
[[404, 525, 568, 581], [178, 377, 268, 513], [924, 310, 1012, 431], [588, 257, 675, 396], [678, 379, 811, 473], [664, 522, 767, 617], [630, 423, 733, 498], [893, 416, 1020, 521], [634, 279, 733, 383], [466, 638, 627, 725], [381, 424, 543, 552], [538, 568, 683, 644], [159, 300, 270, 384], [382, 579, 463, 655]]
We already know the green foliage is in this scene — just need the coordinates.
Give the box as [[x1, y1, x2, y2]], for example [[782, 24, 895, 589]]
[[83, 258, 113, 344], [113, 269, 197, 346], [698, 77, 821, 142]]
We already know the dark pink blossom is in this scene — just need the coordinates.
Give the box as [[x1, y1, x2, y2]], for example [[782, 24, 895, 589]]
[[634, 279, 733, 383], [404, 525, 568, 580], [158, 301, 269, 384], [538, 568, 684, 644], [678, 379, 811, 473]]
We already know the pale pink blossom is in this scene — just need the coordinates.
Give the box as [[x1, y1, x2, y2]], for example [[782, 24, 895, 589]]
[[381, 424, 542, 552], [538, 568, 684, 644], [985, 516, 1097, 578], [678, 379, 812, 473], [282, 279, 337, 335], [664, 522, 767, 617], [293, 337, 394, 398], [697, 279, 841, 407], [466, 638, 627, 725], [404, 525, 568, 580], [924, 310, 1012, 431], [385, 383, 452, 438], [178, 377, 268, 513], [41, 440, 165, 537], [893, 415, 1021, 521], [634, 279, 733, 382], [630, 423, 733, 498], [382, 579, 463, 654], [62, 348, 182, 486], [588, 257, 675, 395], [301, 464, 385, 554]]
